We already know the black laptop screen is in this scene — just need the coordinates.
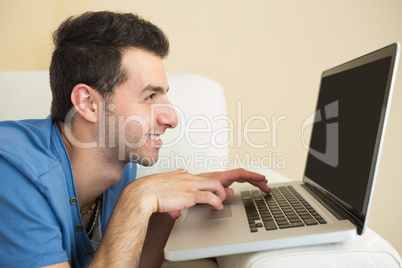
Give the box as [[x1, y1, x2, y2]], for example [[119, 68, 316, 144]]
[[304, 56, 392, 217]]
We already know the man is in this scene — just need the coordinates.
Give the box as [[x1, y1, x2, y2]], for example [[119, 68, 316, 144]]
[[0, 11, 270, 267]]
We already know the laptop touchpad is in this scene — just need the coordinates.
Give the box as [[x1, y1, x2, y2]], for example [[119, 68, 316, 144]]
[[184, 201, 232, 223]]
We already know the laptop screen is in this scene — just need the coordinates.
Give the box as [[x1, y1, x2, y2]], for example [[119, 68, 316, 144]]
[[303, 45, 398, 225]]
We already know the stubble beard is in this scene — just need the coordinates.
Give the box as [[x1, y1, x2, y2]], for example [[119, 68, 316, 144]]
[[101, 103, 159, 167]]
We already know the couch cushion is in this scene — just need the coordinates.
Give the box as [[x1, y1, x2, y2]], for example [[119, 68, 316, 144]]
[[217, 228, 401, 268], [162, 258, 218, 268], [0, 71, 51, 120]]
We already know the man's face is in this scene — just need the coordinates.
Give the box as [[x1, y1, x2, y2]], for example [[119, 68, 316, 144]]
[[105, 48, 178, 166]]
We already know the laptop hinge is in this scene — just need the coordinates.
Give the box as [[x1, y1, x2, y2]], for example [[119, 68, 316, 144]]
[[302, 183, 364, 234], [301, 184, 347, 220]]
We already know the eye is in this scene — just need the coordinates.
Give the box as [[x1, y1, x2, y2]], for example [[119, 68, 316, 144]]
[[146, 93, 156, 100]]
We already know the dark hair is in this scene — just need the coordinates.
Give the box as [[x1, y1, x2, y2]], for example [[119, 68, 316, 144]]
[[49, 11, 169, 122]]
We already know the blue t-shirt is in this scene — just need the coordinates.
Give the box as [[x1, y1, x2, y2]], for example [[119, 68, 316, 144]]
[[0, 116, 137, 267]]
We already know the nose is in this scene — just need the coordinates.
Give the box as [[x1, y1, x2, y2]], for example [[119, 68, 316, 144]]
[[155, 100, 178, 129]]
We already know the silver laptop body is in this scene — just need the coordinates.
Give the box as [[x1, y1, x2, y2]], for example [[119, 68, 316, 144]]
[[164, 43, 400, 261]]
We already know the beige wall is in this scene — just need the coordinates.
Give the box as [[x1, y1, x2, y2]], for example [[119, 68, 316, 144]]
[[1, 0, 401, 254]]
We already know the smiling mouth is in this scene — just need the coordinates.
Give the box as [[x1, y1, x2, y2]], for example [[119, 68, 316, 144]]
[[145, 134, 161, 141]]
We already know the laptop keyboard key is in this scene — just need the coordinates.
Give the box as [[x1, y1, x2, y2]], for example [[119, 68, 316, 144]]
[[279, 222, 305, 229], [303, 218, 318, 225], [263, 220, 278, 231]]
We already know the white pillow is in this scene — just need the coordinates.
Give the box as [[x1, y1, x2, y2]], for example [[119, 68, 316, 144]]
[[217, 228, 401, 268]]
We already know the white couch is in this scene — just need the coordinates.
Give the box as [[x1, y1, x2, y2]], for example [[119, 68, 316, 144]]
[[0, 71, 401, 268]]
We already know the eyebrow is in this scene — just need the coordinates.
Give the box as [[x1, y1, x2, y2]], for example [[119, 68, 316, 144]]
[[141, 84, 170, 94]]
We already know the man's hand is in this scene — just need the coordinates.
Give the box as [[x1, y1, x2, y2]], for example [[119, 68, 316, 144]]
[[91, 168, 269, 267], [92, 168, 228, 267], [131, 169, 228, 217], [132, 168, 270, 219], [198, 168, 271, 200]]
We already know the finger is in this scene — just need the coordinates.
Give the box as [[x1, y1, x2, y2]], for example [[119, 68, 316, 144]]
[[230, 169, 266, 183], [244, 177, 271, 193], [163, 170, 226, 200], [168, 210, 181, 219], [224, 188, 234, 200], [221, 169, 268, 185], [193, 191, 224, 211], [225, 169, 271, 193], [191, 176, 227, 201], [256, 182, 271, 193]]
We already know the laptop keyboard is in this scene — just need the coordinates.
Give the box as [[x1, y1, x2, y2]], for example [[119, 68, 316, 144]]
[[241, 186, 327, 233]]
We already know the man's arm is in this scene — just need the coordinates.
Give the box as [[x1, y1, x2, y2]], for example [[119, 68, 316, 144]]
[[42, 203, 169, 268], [89, 185, 152, 267], [43, 168, 269, 268], [41, 214, 173, 268], [90, 169, 227, 267]]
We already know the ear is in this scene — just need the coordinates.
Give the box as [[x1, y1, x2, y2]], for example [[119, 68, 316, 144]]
[[70, 84, 100, 123]]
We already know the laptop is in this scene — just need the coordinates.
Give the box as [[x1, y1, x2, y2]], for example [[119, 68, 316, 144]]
[[164, 43, 400, 261]]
